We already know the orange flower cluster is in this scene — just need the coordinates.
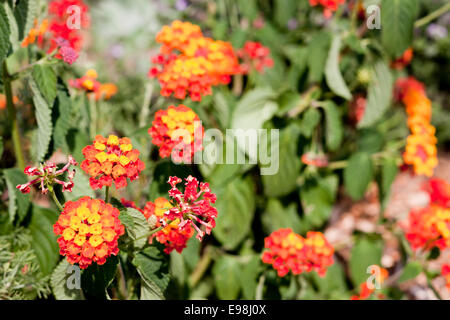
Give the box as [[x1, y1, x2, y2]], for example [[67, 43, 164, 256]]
[[81, 134, 145, 190], [121, 197, 194, 254], [53, 197, 125, 269], [391, 48, 413, 70], [149, 105, 204, 162], [404, 179, 450, 251], [396, 77, 438, 177], [149, 20, 240, 101], [309, 0, 345, 18], [21, 19, 49, 47], [262, 228, 334, 277], [69, 69, 118, 101], [350, 267, 389, 300]]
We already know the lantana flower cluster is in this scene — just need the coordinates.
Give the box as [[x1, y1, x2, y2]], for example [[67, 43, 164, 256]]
[[53, 197, 125, 269], [237, 41, 273, 74], [309, 0, 346, 18], [391, 48, 414, 70], [148, 20, 240, 101], [350, 266, 389, 300], [262, 228, 334, 277], [69, 69, 118, 100], [395, 77, 438, 177], [121, 197, 194, 254], [148, 104, 204, 161], [81, 135, 145, 190], [442, 264, 450, 289], [16, 156, 78, 194], [404, 179, 450, 251]]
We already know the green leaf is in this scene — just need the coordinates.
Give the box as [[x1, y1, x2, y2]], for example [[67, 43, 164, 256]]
[[261, 198, 303, 234], [132, 246, 170, 300], [212, 255, 242, 299], [50, 259, 84, 300], [63, 171, 95, 201], [381, 0, 419, 57], [240, 255, 261, 299], [398, 262, 422, 283], [214, 177, 256, 250], [379, 158, 399, 211], [358, 61, 393, 128], [349, 236, 383, 286], [274, 0, 297, 27], [323, 101, 343, 151], [261, 124, 302, 197], [29, 205, 59, 276], [300, 175, 339, 229], [300, 108, 321, 138], [4, 168, 31, 223], [66, 129, 90, 164], [325, 35, 352, 100], [81, 255, 118, 299], [53, 81, 72, 152], [311, 263, 349, 298], [118, 207, 149, 249], [3, 3, 19, 51], [307, 32, 331, 83], [32, 65, 57, 106], [0, 136, 3, 158], [344, 152, 374, 200], [29, 77, 53, 162], [0, 4, 11, 66], [14, 0, 38, 41]]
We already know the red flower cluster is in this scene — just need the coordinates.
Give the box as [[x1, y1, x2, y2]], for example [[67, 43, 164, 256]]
[[349, 94, 366, 125], [395, 77, 438, 177], [81, 135, 145, 190], [121, 197, 194, 254], [262, 228, 334, 277], [53, 197, 125, 269], [404, 179, 450, 251], [149, 105, 204, 162], [301, 152, 328, 168], [442, 264, 450, 289], [309, 0, 346, 18], [391, 48, 413, 70], [149, 21, 240, 101], [350, 267, 389, 300], [164, 176, 218, 241], [16, 156, 78, 194], [69, 69, 118, 100], [237, 41, 273, 74]]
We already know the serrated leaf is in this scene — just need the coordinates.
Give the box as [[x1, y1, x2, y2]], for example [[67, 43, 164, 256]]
[[323, 101, 343, 151], [133, 246, 170, 300], [381, 0, 419, 57], [50, 259, 84, 300], [3, 2, 19, 51], [261, 124, 301, 197], [4, 168, 31, 223], [118, 207, 149, 249], [349, 237, 383, 286], [344, 152, 374, 200], [32, 65, 57, 106], [29, 205, 59, 276], [325, 35, 352, 100], [14, 0, 38, 41], [81, 255, 118, 299], [358, 61, 393, 128], [212, 255, 242, 299], [213, 177, 255, 250], [398, 262, 422, 283], [29, 77, 53, 162], [0, 4, 11, 66]]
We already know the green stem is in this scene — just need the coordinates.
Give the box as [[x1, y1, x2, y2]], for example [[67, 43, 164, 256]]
[[105, 186, 110, 203], [50, 189, 64, 211], [88, 95, 97, 140], [3, 60, 25, 170], [135, 225, 165, 241], [139, 81, 154, 128], [116, 260, 128, 299], [188, 246, 213, 288], [10, 50, 58, 78], [415, 3, 450, 28], [426, 275, 443, 300]]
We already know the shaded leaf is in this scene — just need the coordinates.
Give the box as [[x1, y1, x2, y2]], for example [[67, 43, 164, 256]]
[[325, 35, 352, 100], [51, 259, 84, 300], [344, 152, 373, 200]]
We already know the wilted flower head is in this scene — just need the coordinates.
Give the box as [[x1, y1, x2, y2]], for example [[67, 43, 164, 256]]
[[163, 176, 218, 241], [53, 196, 125, 269], [81, 135, 145, 190], [262, 228, 334, 277], [16, 155, 78, 194]]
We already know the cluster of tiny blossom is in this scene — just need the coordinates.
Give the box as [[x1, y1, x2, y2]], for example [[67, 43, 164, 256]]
[[237, 41, 273, 74], [69, 69, 118, 100], [262, 228, 334, 277], [81, 135, 145, 190], [309, 0, 346, 18], [16, 156, 78, 194], [149, 104, 203, 161], [395, 77, 438, 177], [53, 197, 125, 269], [149, 20, 240, 101], [21, 19, 49, 48]]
